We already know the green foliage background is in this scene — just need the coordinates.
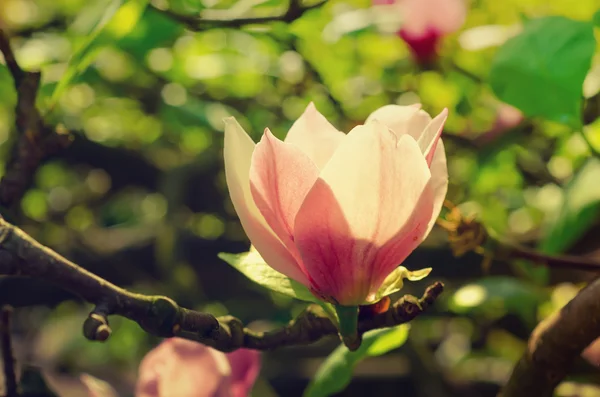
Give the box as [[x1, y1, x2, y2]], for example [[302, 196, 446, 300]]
[[1, 0, 600, 396]]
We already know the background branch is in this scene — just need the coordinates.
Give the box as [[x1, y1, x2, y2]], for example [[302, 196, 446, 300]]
[[0, 306, 18, 397], [153, 0, 327, 30], [439, 203, 600, 272], [0, 29, 71, 210], [500, 277, 600, 397]]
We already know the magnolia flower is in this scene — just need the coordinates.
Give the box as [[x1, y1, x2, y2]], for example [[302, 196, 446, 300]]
[[83, 338, 261, 397], [224, 103, 448, 306], [374, 0, 466, 63]]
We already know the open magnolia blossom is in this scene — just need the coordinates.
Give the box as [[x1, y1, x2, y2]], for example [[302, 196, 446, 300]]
[[83, 338, 261, 397], [223, 103, 448, 307], [373, 0, 466, 62]]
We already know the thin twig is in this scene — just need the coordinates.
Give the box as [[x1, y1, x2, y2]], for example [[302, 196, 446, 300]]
[[153, 0, 327, 31], [0, 306, 18, 397], [0, 29, 72, 210], [0, 33, 23, 80], [439, 202, 600, 272], [0, 216, 443, 352], [500, 277, 600, 397], [447, 61, 484, 84], [504, 242, 600, 272]]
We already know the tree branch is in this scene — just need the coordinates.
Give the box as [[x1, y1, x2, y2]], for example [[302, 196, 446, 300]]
[[0, 216, 442, 352], [439, 201, 600, 272], [153, 0, 327, 31], [0, 306, 18, 397], [503, 242, 600, 272], [0, 29, 71, 210], [500, 277, 600, 397]]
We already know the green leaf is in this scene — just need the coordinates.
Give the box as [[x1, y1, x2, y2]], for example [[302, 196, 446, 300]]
[[448, 277, 545, 327], [373, 266, 431, 301], [46, 0, 149, 111], [218, 251, 319, 303], [593, 9, 600, 27], [304, 325, 410, 397], [539, 158, 600, 254], [489, 16, 596, 127]]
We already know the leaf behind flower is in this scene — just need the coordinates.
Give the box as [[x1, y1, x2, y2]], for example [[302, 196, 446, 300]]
[[218, 251, 319, 303]]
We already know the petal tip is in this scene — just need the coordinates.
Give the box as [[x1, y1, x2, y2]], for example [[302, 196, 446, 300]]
[[223, 116, 238, 125], [302, 102, 318, 116], [259, 127, 279, 143], [223, 117, 244, 134]]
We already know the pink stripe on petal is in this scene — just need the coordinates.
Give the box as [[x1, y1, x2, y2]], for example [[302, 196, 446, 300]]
[[250, 128, 320, 263], [294, 122, 431, 305], [368, 182, 436, 294], [418, 108, 448, 166], [293, 179, 369, 304], [223, 118, 308, 285], [284, 102, 346, 169]]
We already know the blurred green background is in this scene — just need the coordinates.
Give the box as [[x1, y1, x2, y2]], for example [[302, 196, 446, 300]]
[[1, 0, 600, 396]]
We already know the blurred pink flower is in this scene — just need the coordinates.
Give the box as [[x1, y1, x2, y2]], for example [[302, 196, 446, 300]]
[[136, 338, 260, 397], [475, 103, 524, 146], [83, 338, 261, 397], [493, 104, 523, 131], [374, 0, 466, 63], [224, 103, 448, 306]]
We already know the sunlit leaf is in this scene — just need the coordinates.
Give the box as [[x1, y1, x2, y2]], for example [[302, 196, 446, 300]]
[[489, 16, 595, 127], [539, 158, 600, 254], [304, 325, 410, 397], [449, 277, 545, 327], [218, 250, 319, 303], [47, 0, 149, 111]]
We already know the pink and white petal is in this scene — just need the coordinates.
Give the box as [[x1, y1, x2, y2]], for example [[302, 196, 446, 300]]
[[224, 118, 308, 285], [400, 0, 434, 37], [365, 104, 431, 141], [367, 182, 436, 294], [418, 108, 447, 165], [136, 338, 231, 397], [227, 349, 261, 397], [425, 141, 448, 236], [284, 102, 346, 169], [429, 0, 466, 34], [250, 128, 320, 256], [315, 123, 431, 248], [294, 122, 431, 305]]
